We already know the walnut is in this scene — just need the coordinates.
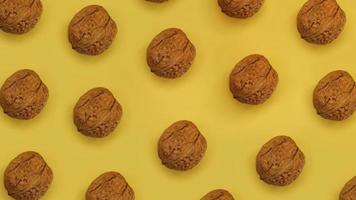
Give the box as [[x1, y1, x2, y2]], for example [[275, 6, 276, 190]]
[[340, 177, 356, 200], [147, 28, 196, 79], [201, 189, 235, 200], [297, 0, 346, 45], [68, 5, 117, 55], [0, 69, 49, 120], [218, 0, 264, 19], [313, 70, 356, 121], [0, 0, 43, 34], [256, 136, 305, 186], [86, 172, 134, 200], [73, 87, 122, 138], [158, 120, 207, 171], [4, 151, 53, 200], [229, 54, 278, 105]]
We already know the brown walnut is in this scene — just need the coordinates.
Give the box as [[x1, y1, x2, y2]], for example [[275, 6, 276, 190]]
[[229, 54, 278, 105], [256, 135, 305, 186], [313, 70, 356, 121], [158, 120, 207, 171], [4, 151, 53, 200], [218, 0, 264, 18], [340, 177, 356, 200], [147, 28, 196, 79], [68, 5, 117, 55], [86, 172, 134, 200], [0, 69, 49, 120], [201, 189, 235, 200], [297, 0, 346, 45], [73, 87, 122, 138], [0, 0, 43, 34]]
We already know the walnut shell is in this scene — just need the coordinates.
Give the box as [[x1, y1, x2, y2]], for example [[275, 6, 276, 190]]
[[68, 5, 117, 56], [0, 0, 42, 34], [297, 0, 346, 45], [256, 135, 305, 186], [147, 28, 196, 79], [340, 177, 356, 200], [4, 151, 53, 200], [0, 69, 49, 120], [313, 70, 356, 121], [201, 189, 235, 200], [86, 172, 134, 200], [73, 87, 122, 138], [218, 0, 264, 19], [229, 54, 278, 105], [146, 0, 168, 3], [158, 120, 207, 171]]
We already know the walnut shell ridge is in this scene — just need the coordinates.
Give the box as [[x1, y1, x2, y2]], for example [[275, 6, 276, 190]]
[[218, 0, 265, 19], [313, 70, 356, 121], [297, 0, 346, 45], [4, 151, 53, 200], [86, 171, 134, 200], [68, 5, 117, 55], [256, 135, 305, 186], [73, 87, 122, 138], [340, 176, 356, 200], [229, 54, 278, 105], [147, 28, 196, 79], [158, 120, 207, 171], [0, 0, 43, 34], [0, 69, 49, 120], [201, 189, 235, 200]]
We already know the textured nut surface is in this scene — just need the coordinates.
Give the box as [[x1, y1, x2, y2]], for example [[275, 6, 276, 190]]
[[218, 0, 264, 18], [146, 0, 168, 2], [73, 87, 122, 138], [256, 136, 305, 186], [0, 69, 49, 120], [86, 172, 134, 200], [4, 151, 53, 200], [147, 28, 196, 79], [158, 120, 207, 171], [201, 189, 235, 200], [229, 54, 278, 105], [297, 0, 346, 45], [0, 0, 42, 34], [68, 5, 117, 55], [340, 177, 356, 200], [313, 70, 356, 121]]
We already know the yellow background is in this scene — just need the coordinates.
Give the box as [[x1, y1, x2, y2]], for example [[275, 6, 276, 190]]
[[0, 0, 355, 199]]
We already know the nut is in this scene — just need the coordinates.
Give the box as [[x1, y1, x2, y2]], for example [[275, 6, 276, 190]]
[[256, 135, 305, 186], [218, 0, 265, 18], [229, 54, 278, 105], [313, 70, 356, 121], [0, 0, 43, 34], [0, 69, 49, 120], [86, 172, 134, 200], [4, 151, 53, 200], [158, 120, 207, 171], [68, 5, 117, 55], [297, 0, 346, 45], [73, 87, 122, 138], [340, 177, 356, 200], [147, 28, 196, 79], [201, 189, 235, 200]]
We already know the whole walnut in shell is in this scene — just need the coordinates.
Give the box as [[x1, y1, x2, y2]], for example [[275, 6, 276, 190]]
[[147, 28, 196, 79], [313, 70, 356, 121], [73, 87, 122, 138], [340, 177, 356, 200], [158, 120, 207, 171], [0, 0, 43, 34], [297, 0, 346, 45], [68, 5, 117, 56], [0, 69, 49, 120], [86, 172, 134, 200], [218, 0, 265, 19], [201, 189, 235, 200], [229, 54, 278, 105], [4, 151, 53, 200], [256, 135, 305, 186]]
